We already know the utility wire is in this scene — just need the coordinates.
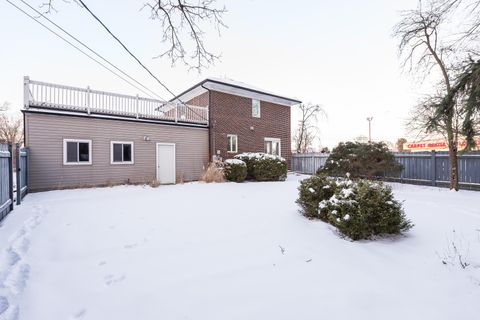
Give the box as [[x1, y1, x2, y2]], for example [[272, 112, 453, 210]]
[[13, 0, 163, 100], [77, 0, 178, 99], [20, 0, 163, 100], [76, 0, 208, 122], [4, 0, 159, 99]]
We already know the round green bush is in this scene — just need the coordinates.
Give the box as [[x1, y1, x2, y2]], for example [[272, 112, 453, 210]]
[[234, 153, 287, 181], [298, 176, 413, 240], [319, 141, 403, 178], [234, 153, 256, 179], [224, 159, 247, 182], [296, 175, 337, 219], [322, 180, 413, 240]]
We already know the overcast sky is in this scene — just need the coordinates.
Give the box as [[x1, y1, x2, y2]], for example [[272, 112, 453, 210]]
[[0, 0, 426, 148]]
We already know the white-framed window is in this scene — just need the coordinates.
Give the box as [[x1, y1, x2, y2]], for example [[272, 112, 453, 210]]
[[111, 141, 134, 164], [63, 139, 92, 165], [227, 134, 238, 153], [264, 138, 281, 156], [252, 99, 261, 118]]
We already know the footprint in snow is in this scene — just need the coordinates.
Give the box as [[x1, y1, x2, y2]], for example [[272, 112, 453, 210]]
[[98, 261, 106, 266], [124, 243, 137, 249], [0, 296, 9, 315], [70, 308, 87, 319], [104, 274, 126, 286], [4, 264, 30, 295]]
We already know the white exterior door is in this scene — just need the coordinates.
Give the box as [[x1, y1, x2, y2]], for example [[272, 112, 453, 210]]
[[156, 143, 176, 184]]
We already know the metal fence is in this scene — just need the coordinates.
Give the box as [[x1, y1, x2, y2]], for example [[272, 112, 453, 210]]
[[0, 144, 29, 221], [291, 151, 480, 190]]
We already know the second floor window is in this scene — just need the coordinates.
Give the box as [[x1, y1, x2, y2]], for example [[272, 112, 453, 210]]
[[252, 99, 261, 118], [227, 134, 238, 153]]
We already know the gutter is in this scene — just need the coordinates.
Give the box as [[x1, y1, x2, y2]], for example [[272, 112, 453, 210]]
[[171, 79, 302, 105]]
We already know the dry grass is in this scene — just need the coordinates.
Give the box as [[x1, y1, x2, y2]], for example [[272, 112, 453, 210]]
[[149, 179, 161, 188], [200, 162, 224, 183]]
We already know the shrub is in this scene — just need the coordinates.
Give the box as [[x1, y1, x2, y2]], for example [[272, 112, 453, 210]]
[[224, 159, 247, 182], [234, 153, 257, 179], [296, 175, 337, 219], [298, 177, 413, 240], [235, 153, 287, 181], [319, 141, 403, 179], [200, 161, 224, 183], [149, 179, 161, 188]]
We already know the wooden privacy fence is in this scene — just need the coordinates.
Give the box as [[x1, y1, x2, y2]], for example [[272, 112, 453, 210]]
[[291, 151, 480, 190], [394, 151, 480, 189], [16, 145, 28, 205], [291, 153, 329, 174], [0, 144, 29, 221], [0, 144, 14, 220]]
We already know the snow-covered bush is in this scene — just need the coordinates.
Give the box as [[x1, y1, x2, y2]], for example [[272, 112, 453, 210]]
[[296, 175, 337, 219], [319, 141, 403, 179], [224, 159, 247, 182], [298, 176, 413, 240], [234, 153, 287, 181]]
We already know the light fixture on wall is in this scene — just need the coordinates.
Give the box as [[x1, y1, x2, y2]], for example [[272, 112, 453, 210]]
[[250, 126, 254, 131], [143, 135, 150, 141]]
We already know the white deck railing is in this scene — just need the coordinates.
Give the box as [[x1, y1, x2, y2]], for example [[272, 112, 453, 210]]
[[23, 77, 208, 126]]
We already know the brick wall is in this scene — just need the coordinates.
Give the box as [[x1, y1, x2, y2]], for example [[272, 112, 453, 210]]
[[186, 91, 209, 107], [208, 90, 291, 167]]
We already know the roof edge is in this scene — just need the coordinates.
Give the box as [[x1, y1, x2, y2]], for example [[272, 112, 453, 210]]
[[172, 78, 302, 104]]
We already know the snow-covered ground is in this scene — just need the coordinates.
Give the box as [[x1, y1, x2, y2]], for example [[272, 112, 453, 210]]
[[0, 174, 479, 320]]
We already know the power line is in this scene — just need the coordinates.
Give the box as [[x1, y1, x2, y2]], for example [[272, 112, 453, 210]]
[[76, 0, 207, 121], [17, 0, 164, 100], [77, 0, 178, 99], [4, 0, 159, 99]]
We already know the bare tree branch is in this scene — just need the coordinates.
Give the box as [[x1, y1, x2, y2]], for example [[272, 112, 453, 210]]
[[0, 103, 24, 145], [142, 0, 227, 71], [41, 0, 227, 71], [293, 104, 326, 153]]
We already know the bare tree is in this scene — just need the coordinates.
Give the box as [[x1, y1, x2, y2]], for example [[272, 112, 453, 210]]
[[447, 0, 480, 45], [354, 135, 369, 143], [293, 104, 325, 153], [40, 0, 227, 71], [396, 138, 407, 151], [0, 103, 24, 145], [394, 0, 465, 190]]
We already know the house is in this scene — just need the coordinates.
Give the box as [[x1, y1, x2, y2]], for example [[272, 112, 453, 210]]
[[175, 78, 301, 165], [22, 76, 300, 191]]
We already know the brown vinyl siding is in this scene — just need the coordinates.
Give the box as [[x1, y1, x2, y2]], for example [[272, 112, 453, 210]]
[[24, 112, 208, 191]]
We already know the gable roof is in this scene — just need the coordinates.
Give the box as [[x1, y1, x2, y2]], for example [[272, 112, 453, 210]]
[[173, 77, 302, 107]]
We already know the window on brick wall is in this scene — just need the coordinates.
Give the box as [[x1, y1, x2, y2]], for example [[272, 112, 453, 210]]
[[264, 138, 281, 156], [227, 134, 238, 153], [252, 99, 261, 118]]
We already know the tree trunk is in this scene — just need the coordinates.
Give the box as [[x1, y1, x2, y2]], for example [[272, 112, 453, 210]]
[[447, 131, 459, 191]]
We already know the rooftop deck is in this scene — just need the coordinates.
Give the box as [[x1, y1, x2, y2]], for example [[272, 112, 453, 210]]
[[23, 77, 209, 126]]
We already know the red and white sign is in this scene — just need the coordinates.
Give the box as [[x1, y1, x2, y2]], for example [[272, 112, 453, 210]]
[[404, 138, 480, 152]]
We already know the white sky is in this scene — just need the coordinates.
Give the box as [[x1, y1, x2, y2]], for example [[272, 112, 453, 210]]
[[0, 0, 428, 148]]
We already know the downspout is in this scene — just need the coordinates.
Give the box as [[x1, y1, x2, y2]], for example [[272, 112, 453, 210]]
[[201, 84, 214, 162]]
